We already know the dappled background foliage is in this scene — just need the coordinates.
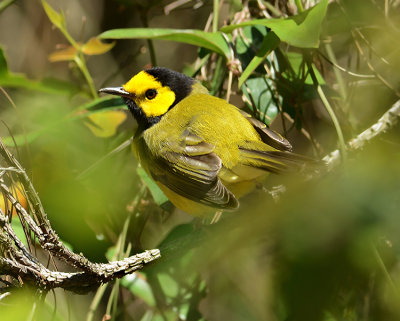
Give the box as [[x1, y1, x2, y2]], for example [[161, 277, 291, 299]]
[[1, 0, 400, 320]]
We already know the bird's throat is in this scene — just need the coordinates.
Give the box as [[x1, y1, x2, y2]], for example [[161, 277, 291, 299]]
[[125, 98, 163, 133]]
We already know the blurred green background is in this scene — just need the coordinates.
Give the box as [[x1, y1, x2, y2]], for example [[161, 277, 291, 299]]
[[1, 0, 400, 320]]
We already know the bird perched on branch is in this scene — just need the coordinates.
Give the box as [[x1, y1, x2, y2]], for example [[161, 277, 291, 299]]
[[100, 67, 310, 215]]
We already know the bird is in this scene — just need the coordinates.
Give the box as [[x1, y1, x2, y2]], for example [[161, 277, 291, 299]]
[[99, 67, 309, 216]]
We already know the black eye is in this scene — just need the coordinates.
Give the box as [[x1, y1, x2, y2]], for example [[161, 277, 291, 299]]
[[145, 89, 157, 100]]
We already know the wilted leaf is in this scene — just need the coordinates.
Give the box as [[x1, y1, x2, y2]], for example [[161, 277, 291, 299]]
[[48, 45, 77, 62], [0, 182, 27, 217], [82, 37, 115, 55], [221, 0, 328, 48], [99, 28, 231, 58], [85, 110, 127, 138]]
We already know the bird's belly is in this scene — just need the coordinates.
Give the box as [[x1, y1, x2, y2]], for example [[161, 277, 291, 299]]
[[218, 165, 268, 199]]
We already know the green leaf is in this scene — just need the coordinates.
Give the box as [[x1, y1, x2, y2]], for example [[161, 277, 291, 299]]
[[41, 0, 65, 29], [238, 31, 280, 87], [236, 25, 269, 71], [137, 166, 169, 206], [221, 0, 328, 48], [158, 273, 179, 298], [74, 96, 125, 112], [0, 74, 79, 94], [99, 28, 231, 58], [11, 219, 28, 248], [121, 273, 156, 307], [242, 77, 279, 125], [2, 129, 44, 147], [0, 45, 8, 75], [285, 52, 325, 85], [1, 96, 126, 147], [0, 46, 78, 94]]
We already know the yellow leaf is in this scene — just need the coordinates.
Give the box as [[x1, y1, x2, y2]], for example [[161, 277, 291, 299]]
[[48, 46, 77, 62], [86, 110, 127, 138], [82, 37, 115, 55], [0, 182, 28, 217]]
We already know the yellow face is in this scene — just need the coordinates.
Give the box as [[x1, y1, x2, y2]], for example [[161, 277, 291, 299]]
[[122, 71, 176, 117]]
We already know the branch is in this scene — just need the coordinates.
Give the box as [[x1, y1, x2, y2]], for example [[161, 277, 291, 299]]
[[0, 249, 160, 292], [0, 139, 106, 273], [266, 100, 400, 199], [323, 99, 400, 170], [0, 139, 161, 293]]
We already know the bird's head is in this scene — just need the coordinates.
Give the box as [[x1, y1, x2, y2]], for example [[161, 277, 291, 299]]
[[99, 67, 195, 129]]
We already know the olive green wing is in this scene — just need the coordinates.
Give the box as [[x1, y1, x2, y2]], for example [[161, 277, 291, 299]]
[[237, 110, 317, 173], [139, 130, 239, 210], [238, 109, 293, 151]]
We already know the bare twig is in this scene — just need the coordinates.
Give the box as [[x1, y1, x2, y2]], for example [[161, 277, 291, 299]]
[[351, 31, 400, 97], [164, 0, 191, 15], [323, 99, 400, 170], [0, 247, 160, 292], [269, 99, 400, 200]]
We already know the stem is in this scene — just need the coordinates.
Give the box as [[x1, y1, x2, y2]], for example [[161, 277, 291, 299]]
[[260, 0, 282, 16], [87, 193, 140, 320], [308, 60, 347, 160], [324, 43, 347, 102], [210, 56, 225, 95], [86, 284, 107, 321], [212, 0, 219, 32], [147, 40, 157, 66], [225, 70, 233, 102], [140, 9, 157, 66], [0, 0, 15, 12], [44, 7, 96, 99], [317, 85, 347, 158], [106, 279, 120, 318], [74, 54, 97, 99], [373, 245, 399, 297], [294, 0, 304, 12], [60, 28, 80, 51]]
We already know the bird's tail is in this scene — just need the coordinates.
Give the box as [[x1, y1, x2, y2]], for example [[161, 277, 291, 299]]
[[238, 146, 318, 174]]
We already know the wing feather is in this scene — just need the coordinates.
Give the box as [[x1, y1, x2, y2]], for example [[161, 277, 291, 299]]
[[238, 109, 293, 151], [137, 131, 239, 210]]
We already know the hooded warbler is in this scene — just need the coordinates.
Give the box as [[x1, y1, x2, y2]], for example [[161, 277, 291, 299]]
[[99, 67, 307, 215]]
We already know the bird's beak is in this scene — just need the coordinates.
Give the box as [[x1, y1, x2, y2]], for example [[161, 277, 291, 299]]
[[98, 86, 133, 98]]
